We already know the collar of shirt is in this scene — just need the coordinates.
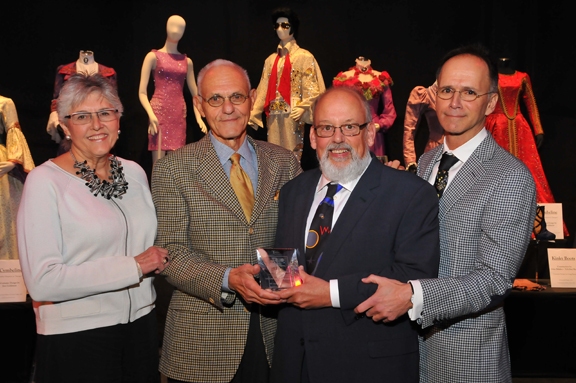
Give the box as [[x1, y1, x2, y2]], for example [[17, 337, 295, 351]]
[[429, 127, 488, 187], [209, 132, 258, 189], [443, 127, 487, 163], [276, 38, 298, 57], [315, 155, 371, 195], [315, 173, 360, 196]]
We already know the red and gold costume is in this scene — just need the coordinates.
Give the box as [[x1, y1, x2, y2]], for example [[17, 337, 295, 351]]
[[333, 66, 396, 158], [486, 71, 554, 204], [250, 39, 325, 160]]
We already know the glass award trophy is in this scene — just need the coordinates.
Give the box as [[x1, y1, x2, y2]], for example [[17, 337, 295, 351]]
[[256, 248, 301, 290]]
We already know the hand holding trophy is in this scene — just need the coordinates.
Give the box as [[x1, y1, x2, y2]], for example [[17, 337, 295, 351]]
[[256, 248, 301, 290]]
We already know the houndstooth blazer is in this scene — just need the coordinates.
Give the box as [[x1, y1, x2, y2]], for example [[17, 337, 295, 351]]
[[152, 135, 301, 382], [416, 132, 536, 383]]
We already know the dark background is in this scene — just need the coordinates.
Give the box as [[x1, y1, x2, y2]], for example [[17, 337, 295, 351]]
[[1, 0, 574, 242]]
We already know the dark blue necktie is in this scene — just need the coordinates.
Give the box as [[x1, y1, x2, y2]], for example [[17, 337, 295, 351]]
[[305, 183, 342, 274]]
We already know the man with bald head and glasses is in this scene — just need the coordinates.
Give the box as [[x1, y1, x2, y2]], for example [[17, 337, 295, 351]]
[[269, 86, 440, 383], [151, 59, 301, 383], [355, 44, 537, 382]]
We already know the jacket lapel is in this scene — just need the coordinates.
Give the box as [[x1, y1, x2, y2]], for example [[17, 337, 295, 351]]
[[250, 137, 280, 224], [196, 136, 248, 223], [418, 145, 443, 183], [296, 170, 322, 267], [439, 135, 495, 220]]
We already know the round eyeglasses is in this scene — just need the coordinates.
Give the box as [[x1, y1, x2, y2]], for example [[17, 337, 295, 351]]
[[274, 22, 291, 30], [199, 93, 249, 107], [436, 87, 496, 102], [64, 108, 118, 125], [313, 123, 369, 138]]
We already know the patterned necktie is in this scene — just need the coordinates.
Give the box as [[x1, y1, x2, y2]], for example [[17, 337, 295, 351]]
[[434, 152, 459, 198], [229, 153, 255, 221], [305, 183, 342, 274]]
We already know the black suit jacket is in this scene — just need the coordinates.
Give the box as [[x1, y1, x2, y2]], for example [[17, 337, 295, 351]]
[[271, 158, 440, 383]]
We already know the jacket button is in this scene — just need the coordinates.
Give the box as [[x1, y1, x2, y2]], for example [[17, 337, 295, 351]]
[[209, 297, 215, 304], [249, 228, 254, 234], [300, 338, 305, 346]]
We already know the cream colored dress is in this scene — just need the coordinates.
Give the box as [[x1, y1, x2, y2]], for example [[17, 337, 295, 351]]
[[0, 96, 34, 259], [250, 39, 325, 160]]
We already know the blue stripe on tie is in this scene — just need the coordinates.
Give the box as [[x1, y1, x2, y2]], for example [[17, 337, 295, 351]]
[[320, 184, 342, 207]]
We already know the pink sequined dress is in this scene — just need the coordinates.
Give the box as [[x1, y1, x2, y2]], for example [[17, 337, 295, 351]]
[[148, 50, 188, 151]]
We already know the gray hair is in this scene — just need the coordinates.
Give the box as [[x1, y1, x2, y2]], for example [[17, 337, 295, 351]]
[[57, 72, 123, 122], [312, 86, 372, 124], [196, 59, 251, 95]]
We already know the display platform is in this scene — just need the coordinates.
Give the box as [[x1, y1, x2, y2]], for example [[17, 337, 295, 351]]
[[0, 297, 36, 383], [505, 280, 576, 378], [516, 239, 572, 280]]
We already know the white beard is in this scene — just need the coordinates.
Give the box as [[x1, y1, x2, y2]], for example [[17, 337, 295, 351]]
[[318, 142, 372, 184]]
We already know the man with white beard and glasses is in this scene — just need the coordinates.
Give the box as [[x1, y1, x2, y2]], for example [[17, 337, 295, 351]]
[[268, 86, 440, 383]]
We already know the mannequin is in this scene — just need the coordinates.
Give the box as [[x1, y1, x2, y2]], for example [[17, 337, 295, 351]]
[[46, 51, 117, 154], [492, 58, 544, 148], [250, 7, 325, 161], [333, 57, 396, 160], [0, 95, 35, 259], [402, 81, 444, 171], [497, 57, 515, 74], [487, 58, 567, 236], [139, 15, 206, 164]]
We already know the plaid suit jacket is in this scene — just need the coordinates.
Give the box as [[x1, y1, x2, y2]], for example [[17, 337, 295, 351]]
[[416, 133, 536, 383], [152, 135, 301, 382]]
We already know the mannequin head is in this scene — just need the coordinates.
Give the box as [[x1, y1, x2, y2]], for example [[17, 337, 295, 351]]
[[271, 7, 299, 40], [274, 17, 292, 42], [79, 50, 94, 65], [355, 56, 371, 71], [497, 57, 515, 74], [166, 15, 186, 43]]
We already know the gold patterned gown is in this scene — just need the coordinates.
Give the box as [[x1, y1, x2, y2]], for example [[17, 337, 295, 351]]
[[486, 71, 554, 205], [486, 71, 568, 236], [250, 39, 325, 160], [0, 96, 35, 259]]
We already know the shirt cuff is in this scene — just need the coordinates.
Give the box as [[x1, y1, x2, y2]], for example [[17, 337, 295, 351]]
[[330, 279, 340, 308], [135, 260, 143, 279], [222, 267, 234, 293], [407, 280, 423, 321]]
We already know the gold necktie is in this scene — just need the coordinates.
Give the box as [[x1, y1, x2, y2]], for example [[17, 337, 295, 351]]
[[230, 153, 255, 221]]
